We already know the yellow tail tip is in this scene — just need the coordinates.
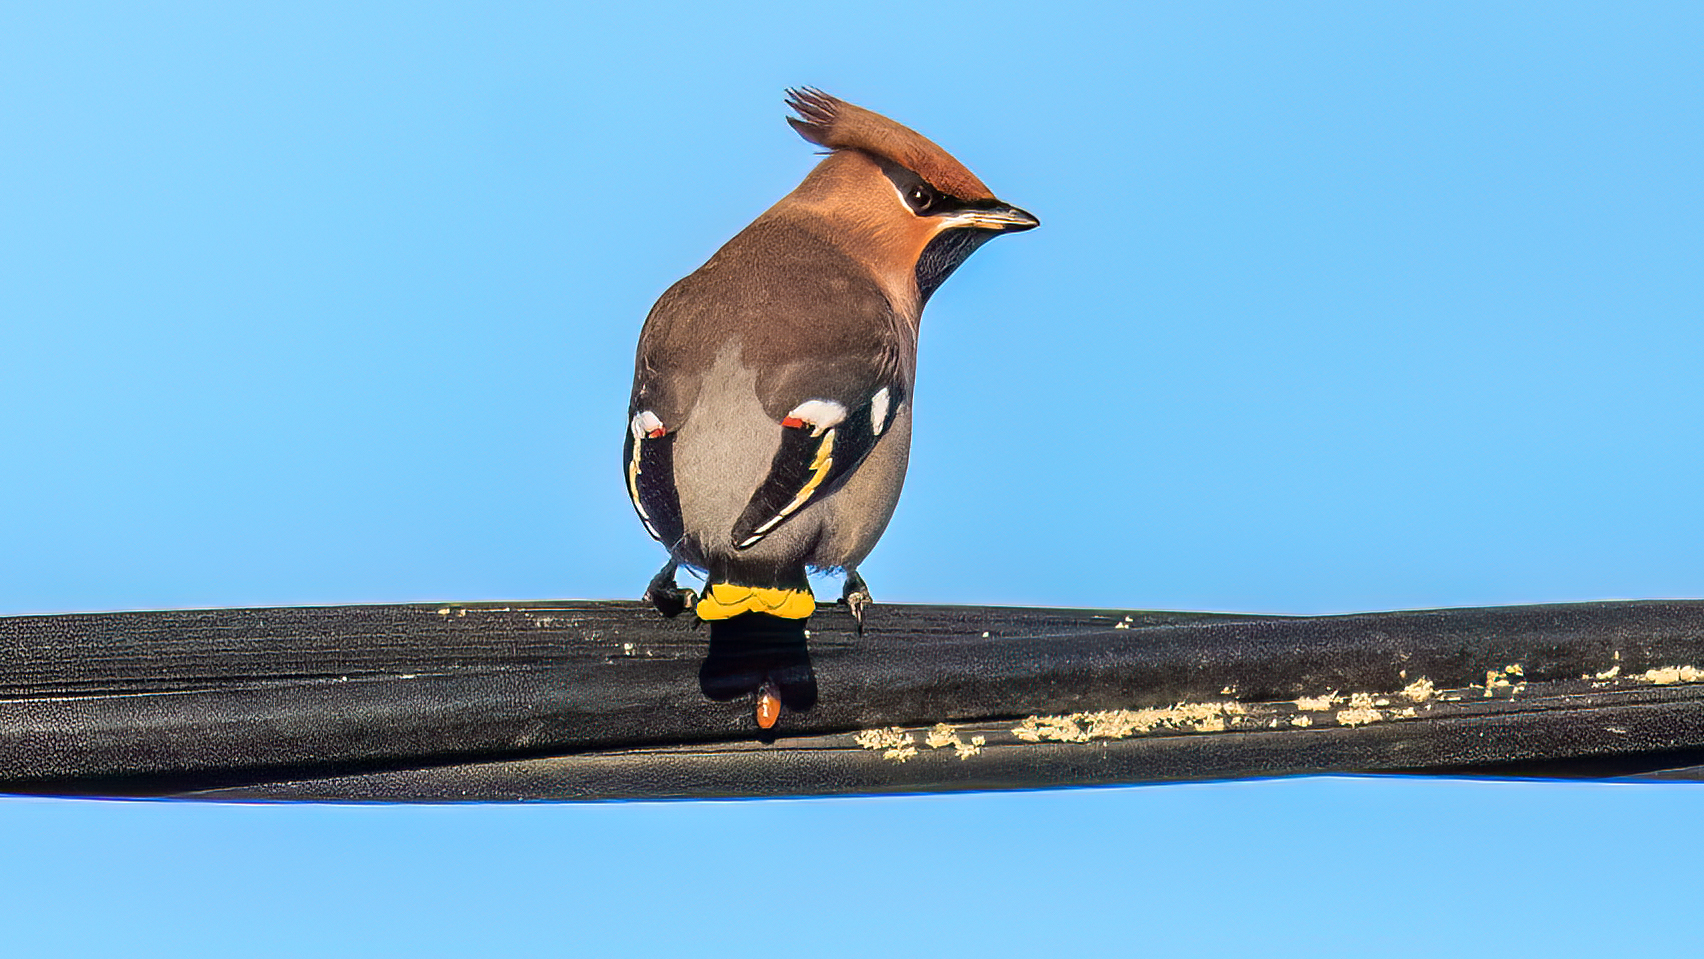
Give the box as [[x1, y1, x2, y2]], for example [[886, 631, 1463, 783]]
[[695, 583, 816, 620]]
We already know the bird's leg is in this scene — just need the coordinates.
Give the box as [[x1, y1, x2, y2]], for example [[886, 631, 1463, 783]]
[[839, 568, 872, 632], [644, 559, 697, 618]]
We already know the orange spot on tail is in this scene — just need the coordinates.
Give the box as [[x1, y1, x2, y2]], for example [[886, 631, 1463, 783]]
[[756, 685, 781, 729]]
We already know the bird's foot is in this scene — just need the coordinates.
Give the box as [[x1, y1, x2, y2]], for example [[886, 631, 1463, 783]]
[[644, 562, 697, 618], [839, 570, 872, 633]]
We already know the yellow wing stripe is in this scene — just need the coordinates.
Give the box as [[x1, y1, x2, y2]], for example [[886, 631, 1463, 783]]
[[740, 428, 836, 546], [627, 439, 659, 538], [783, 427, 836, 516]]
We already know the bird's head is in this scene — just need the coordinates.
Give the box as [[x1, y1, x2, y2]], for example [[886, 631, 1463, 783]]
[[779, 87, 1038, 310]]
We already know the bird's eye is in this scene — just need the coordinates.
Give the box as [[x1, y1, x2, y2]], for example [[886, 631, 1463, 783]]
[[905, 184, 936, 214]]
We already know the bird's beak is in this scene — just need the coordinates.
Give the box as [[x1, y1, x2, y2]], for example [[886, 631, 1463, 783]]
[[946, 202, 1040, 233]]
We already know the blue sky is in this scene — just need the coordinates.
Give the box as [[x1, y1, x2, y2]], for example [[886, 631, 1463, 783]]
[[3, 2, 1701, 954]]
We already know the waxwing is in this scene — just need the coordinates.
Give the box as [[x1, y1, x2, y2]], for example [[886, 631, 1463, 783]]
[[624, 87, 1037, 652]]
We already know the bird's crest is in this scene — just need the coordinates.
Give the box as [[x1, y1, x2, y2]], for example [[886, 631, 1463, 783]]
[[785, 87, 995, 201]]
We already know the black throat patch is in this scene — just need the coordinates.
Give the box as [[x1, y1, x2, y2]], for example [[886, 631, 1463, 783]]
[[914, 228, 996, 306]]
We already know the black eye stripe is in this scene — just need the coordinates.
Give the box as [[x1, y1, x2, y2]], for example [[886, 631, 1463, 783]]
[[905, 183, 989, 218]]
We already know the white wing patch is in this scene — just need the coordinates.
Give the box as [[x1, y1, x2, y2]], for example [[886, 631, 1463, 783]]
[[784, 399, 847, 437], [870, 387, 891, 436], [630, 410, 664, 439]]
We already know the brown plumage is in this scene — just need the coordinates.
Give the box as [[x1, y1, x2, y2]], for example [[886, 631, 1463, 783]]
[[625, 88, 1037, 643], [784, 87, 996, 201]]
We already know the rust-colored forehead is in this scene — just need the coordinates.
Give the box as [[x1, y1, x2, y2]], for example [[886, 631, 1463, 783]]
[[784, 87, 995, 202]]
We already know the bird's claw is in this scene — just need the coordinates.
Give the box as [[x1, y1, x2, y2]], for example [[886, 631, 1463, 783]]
[[645, 562, 697, 618], [839, 571, 872, 633], [646, 583, 697, 618]]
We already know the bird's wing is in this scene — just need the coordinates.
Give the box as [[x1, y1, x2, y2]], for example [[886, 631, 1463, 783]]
[[730, 381, 903, 550], [624, 409, 685, 549], [624, 369, 904, 553], [626, 220, 912, 552]]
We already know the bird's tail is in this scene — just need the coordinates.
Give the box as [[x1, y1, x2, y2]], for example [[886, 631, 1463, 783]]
[[694, 582, 816, 620]]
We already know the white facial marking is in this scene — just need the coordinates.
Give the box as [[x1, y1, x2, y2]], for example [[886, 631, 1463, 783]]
[[870, 388, 890, 436], [786, 399, 847, 437], [630, 410, 663, 439], [888, 181, 916, 213]]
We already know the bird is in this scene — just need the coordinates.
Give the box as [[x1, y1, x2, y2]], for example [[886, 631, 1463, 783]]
[[624, 88, 1037, 673]]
